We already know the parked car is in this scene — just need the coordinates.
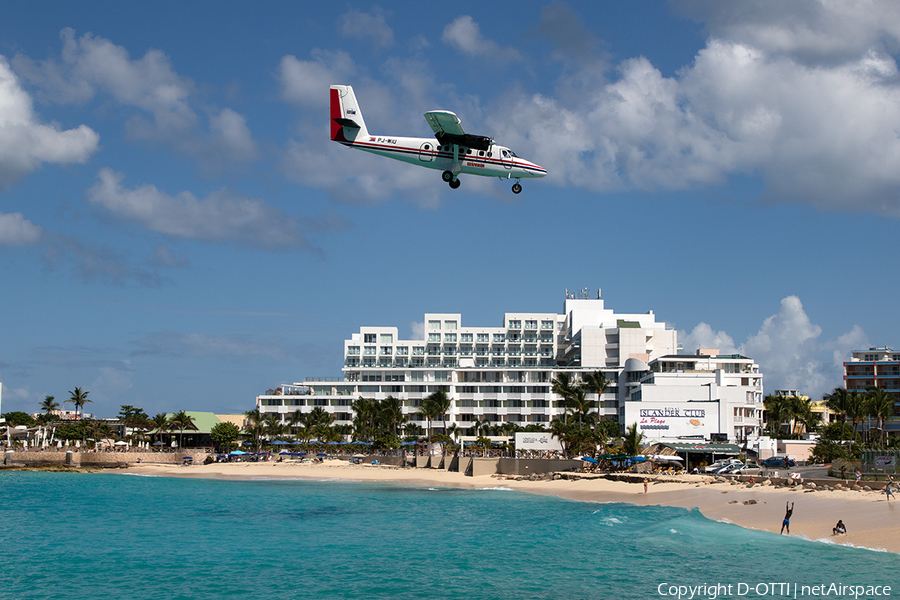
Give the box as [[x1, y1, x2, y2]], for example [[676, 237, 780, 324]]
[[703, 458, 743, 473], [716, 462, 746, 474], [760, 456, 796, 468], [731, 465, 761, 475]]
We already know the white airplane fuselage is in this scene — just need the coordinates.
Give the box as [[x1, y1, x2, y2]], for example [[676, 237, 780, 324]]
[[330, 85, 546, 191]]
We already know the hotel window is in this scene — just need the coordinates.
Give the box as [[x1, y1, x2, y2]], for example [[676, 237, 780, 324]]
[[493, 333, 505, 342], [428, 320, 441, 330], [461, 333, 473, 343], [445, 333, 457, 342], [525, 320, 537, 329], [364, 333, 377, 343], [508, 319, 521, 329], [541, 320, 554, 330], [460, 346, 473, 356], [396, 346, 408, 355], [410, 371, 425, 382], [444, 346, 457, 355], [444, 320, 457, 330], [531, 414, 549, 423], [380, 334, 393, 344], [491, 346, 505, 355], [435, 371, 450, 382], [380, 346, 392, 355], [428, 333, 441, 342], [412, 346, 425, 355], [477, 333, 489, 343], [363, 346, 376, 355], [540, 334, 553, 343], [347, 346, 360, 355]]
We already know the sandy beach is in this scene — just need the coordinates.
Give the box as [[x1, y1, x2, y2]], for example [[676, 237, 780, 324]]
[[121, 460, 900, 554]]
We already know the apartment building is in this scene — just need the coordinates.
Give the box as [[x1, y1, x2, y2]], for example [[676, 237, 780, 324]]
[[256, 291, 677, 434]]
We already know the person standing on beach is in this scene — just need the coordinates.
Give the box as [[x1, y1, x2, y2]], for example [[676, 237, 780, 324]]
[[856, 470, 862, 484], [643, 478, 649, 494], [886, 480, 895, 501], [781, 502, 794, 535]]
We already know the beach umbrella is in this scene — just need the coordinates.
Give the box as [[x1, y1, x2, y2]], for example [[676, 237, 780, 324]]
[[577, 456, 599, 464], [230, 450, 248, 455], [317, 452, 327, 457], [115, 441, 128, 446], [270, 441, 291, 445]]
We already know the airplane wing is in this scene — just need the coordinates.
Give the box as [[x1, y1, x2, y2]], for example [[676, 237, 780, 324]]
[[424, 110, 465, 137], [424, 110, 493, 151]]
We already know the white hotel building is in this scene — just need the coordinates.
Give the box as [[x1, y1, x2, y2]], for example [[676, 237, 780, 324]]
[[256, 292, 765, 444]]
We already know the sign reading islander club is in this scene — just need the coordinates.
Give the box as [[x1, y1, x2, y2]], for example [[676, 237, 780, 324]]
[[515, 432, 563, 452], [624, 400, 720, 440]]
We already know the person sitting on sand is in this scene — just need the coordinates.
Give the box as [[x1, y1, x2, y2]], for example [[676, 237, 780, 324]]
[[781, 502, 794, 535], [833, 520, 846, 535]]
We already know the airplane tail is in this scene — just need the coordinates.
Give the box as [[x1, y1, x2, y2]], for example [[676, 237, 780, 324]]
[[330, 85, 369, 143]]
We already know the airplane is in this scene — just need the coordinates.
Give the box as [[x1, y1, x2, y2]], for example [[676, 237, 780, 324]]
[[330, 84, 547, 193]]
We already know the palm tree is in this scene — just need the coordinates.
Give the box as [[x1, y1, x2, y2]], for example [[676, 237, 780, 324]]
[[149, 413, 170, 448], [40, 395, 59, 416], [846, 391, 867, 451], [866, 388, 895, 447], [622, 422, 645, 456], [169, 411, 196, 449], [67, 387, 91, 419], [763, 394, 791, 438], [564, 387, 593, 429], [379, 396, 406, 438], [582, 370, 610, 419], [551, 373, 576, 424], [824, 387, 851, 441], [243, 409, 266, 451]]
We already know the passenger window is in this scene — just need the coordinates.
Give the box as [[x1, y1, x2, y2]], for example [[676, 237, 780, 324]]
[[478, 151, 484, 157]]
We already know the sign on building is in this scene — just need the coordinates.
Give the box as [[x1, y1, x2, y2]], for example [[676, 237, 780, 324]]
[[624, 401, 720, 440], [515, 432, 563, 452]]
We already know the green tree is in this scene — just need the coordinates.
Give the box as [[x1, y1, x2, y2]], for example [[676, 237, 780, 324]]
[[866, 388, 895, 447], [210, 422, 241, 452], [149, 413, 170, 447], [39, 396, 59, 416], [67, 387, 91, 419], [169, 411, 196, 449], [622, 423, 645, 456], [2, 411, 35, 427]]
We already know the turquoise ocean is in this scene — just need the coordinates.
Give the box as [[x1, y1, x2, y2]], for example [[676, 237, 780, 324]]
[[1, 472, 897, 599]]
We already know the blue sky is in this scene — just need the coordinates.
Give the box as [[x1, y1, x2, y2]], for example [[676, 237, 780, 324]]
[[1, 1, 898, 417]]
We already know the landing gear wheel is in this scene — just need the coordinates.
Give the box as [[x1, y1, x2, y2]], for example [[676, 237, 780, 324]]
[[449, 178, 461, 189], [442, 170, 454, 182], [511, 183, 522, 194]]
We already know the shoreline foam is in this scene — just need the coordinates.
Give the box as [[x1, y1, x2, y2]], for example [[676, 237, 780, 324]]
[[117, 460, 900, 554]]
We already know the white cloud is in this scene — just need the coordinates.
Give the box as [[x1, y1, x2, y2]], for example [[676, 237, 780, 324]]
[[441, 16, 523, 63], [0, 56, 98, 188], [279, 50, 357, 108], [12, 28, 255, 168], [339, 8, 394, 49], [86, 168, 310, 249], [679, 296, 863, 400], [679, 323, 738, 355], [484, 3, 900, 216], [410, 321, 425, 340], [0, 212, 42, 246]]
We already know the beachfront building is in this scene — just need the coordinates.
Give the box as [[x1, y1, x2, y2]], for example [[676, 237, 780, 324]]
[[622, 350, 764, 445], [844, 347, 900, 401], [843, 347, 900, 435], [256, 290, 677, 435]]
